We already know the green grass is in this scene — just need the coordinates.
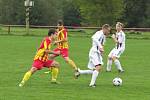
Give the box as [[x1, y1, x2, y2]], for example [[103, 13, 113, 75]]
[[0, 35, 150, 100]]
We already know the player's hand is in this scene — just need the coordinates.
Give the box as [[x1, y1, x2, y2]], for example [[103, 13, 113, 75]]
[[53, 41, 58, 45], [99, 48, 104, 53], [111, 34, 116, 39], [54, 51, 61, 55]]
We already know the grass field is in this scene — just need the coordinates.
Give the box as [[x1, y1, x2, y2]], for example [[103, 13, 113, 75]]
[[0, 34, 150, 100]]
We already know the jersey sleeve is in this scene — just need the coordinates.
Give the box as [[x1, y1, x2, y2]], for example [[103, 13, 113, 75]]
[[44, 38, 50, 50]]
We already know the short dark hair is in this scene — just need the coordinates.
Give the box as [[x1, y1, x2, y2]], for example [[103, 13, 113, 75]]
[[48, 28, 55, 36], [102, 24, 111, 29], [57, 20, 64, 26]]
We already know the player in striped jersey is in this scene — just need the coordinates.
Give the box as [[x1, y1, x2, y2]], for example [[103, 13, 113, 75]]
[[106, 22, 125, 72], [19, 29, 60, 87], [46, 20, 79, 78]]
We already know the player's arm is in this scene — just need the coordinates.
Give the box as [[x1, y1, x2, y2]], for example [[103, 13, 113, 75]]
[[54, 38, 67, 44], [111, 34, 118, 43], [45, 49, 60, 55], [54, 29, 68, 44], [93, 39, 104, 52], [43, 39, 60, 55]]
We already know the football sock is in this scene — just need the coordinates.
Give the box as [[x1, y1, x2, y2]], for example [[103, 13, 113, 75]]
[[51, 67, 59, 81], [79, 69, 93, 74], [67, 59, 77, 70], [90, 70, 99, 85], [114, 59, 123, 71], [22, 71, 32, 83], [106, 59, 112, 71]]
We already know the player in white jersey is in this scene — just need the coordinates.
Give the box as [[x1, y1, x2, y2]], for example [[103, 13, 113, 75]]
[[106, 22, 125, 72], [76, 24, 111, 87]]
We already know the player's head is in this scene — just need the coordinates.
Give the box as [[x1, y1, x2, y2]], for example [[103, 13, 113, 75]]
[[48, 28, 57, 39], [102, 24, 111, 35], [116, 22, 124, 31], [57, 20, 64, 30]]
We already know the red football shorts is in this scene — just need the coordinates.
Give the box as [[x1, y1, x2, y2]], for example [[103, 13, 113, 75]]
[[53, 48, 68, 58], [32, 59, 54, 70]]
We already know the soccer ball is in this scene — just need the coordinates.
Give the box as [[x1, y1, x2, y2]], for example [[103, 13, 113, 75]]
[[113, 77, 122, 86]]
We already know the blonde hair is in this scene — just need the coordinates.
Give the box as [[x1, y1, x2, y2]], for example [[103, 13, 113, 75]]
[[116, 22, 124, 28], [102, 24, 111, 29]]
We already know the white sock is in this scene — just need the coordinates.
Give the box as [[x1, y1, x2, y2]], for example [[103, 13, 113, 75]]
[[114, 59, 123, 71], [106, 59, 112, 71], [79, 69, 93, 74], [90, 70, 99, 85]]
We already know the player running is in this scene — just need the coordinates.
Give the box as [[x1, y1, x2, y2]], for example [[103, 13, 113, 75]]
[[106, 22, 125, 72], [19, 29, 60, 87], [46, 20, 79, 77], [76, 24, 111, 87]]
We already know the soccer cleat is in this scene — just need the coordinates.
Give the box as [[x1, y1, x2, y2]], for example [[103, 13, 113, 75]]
[[51, 80, 61, 84], [19, 81, 25, 87], [44, 71, 51, 74], [106, 70, 111, 72], [74, 68, 80, 79], [118, 69, 124, 73], [89, 84, 96, 88]]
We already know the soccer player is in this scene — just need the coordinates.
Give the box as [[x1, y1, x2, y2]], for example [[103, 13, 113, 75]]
[[106, 22, 125, 72], [19, 28, 60, 87], [47, 20, 79, 77], [76, 24, 111, 87]]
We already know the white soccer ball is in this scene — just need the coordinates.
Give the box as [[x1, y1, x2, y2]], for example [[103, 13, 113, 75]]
[[113, 77, 122, 86]]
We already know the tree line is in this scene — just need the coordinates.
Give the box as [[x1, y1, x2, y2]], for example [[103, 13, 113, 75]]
[[0, 0, 149, 27]]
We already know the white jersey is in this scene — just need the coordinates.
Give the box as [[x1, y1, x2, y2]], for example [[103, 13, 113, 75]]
[[115, 30, 125, 50], [88, 30, 105, 69], [91, 30, 106, 54]]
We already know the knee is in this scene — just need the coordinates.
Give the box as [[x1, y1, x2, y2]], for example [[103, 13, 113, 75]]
[[53, 61, 60, 68], [108, 57, 112, 60], [95, 65, 102, 72], [30, 67, 37, 74], [112, 56, 117, 61], [64, 57, 70, 63]]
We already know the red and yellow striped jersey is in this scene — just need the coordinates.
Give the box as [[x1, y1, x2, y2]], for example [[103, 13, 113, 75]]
[[57, 28, 68, 49], [34, 37, 51, 62]]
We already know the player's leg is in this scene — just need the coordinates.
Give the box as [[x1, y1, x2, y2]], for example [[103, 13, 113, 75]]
[[78, 61, 94, 75], [19, 60, 43, 87], [50, 61, 60, 83], [112, 50, 124, 72], [44, 60, 60, 84], [89, 52, 103, 87], [19, 67, 37, 87], [106, 57, 112, 72], [112, 56, 124, 72], [89, 65, 102, 87], [106, 49, 115, 72]]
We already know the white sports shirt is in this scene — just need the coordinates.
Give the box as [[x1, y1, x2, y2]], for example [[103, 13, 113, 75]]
[[91, 30, 106, 53], [115, 30, 125, 50]]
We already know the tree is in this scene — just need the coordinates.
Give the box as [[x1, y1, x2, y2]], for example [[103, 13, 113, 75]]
[[75, 0, 124, 26], [123, 0, 147, 27], [62, 0, 81, 26]]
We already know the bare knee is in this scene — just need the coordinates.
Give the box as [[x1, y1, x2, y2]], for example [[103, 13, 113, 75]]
[[95, 65, 102, 72], [30, 67, 37, 74], [112, 56, 117, 61], [51, 61, 60, 68]]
